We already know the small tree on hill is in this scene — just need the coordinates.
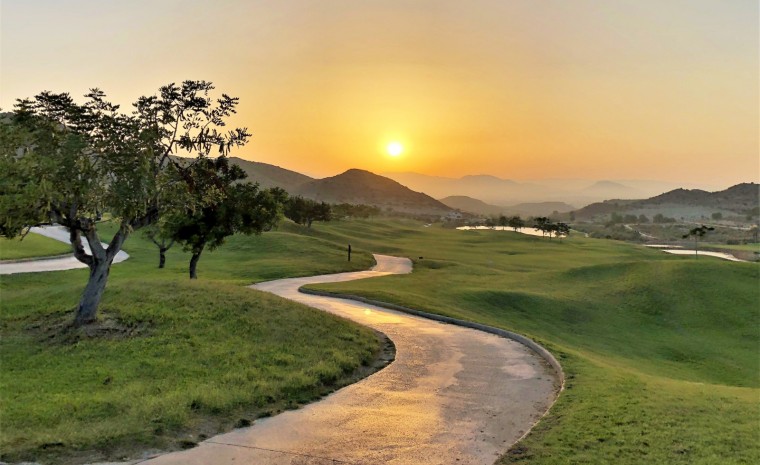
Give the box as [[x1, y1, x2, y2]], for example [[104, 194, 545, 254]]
[[144, 223, 175, 269], [556, 222, 570, 242], [508, 215, 525, 232], [534, 217, 550, 237], [682, 225, 714, 259], [167, 156, 284, 279]]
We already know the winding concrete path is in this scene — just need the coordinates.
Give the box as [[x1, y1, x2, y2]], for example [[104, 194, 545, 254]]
[[138, 255, 558, 465], [0, 226, 129, 275]]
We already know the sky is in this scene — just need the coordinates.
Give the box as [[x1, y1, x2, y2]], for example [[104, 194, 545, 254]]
[[1, 0, 758, 187]]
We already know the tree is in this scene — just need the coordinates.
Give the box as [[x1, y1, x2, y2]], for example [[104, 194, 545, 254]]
[[638, 214, 649, 224], [498, 215, 508, 229], [144, 223, 175, 269], [682, 225, 714, 259], [0, 81, 249, 325], [508, 215, 525, 231], [533, 217, 550, 237], [285, 196, 332, 228], [167, 156, 284, 279], [555, 222, 571, 242]]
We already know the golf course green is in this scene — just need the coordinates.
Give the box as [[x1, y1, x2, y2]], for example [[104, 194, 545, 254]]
[[1, 219, 757, 464]]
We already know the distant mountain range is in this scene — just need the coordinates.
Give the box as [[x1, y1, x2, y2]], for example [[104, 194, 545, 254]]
[[228, 158, 450, 215], [439, 196, 575, 217], [383, 172, 716, 207], [573, 183, 760, 221], [222, 157, 754, 220]]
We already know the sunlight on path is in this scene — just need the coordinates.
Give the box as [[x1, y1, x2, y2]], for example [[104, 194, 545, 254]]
[[132, 255, 559, 465]]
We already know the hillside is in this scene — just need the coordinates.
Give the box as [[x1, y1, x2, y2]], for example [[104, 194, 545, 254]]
[[296, 169, 452, 215], [440, 196, 575, 217], [439, 196, 504, 216], [574, 183, 760, 221], [228, 157, 313, 192]]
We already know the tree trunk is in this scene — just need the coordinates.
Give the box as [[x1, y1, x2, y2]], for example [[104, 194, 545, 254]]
[[159, 248, 167, 268], [74, 258, 111, 326], [189, 249, 203, 279]]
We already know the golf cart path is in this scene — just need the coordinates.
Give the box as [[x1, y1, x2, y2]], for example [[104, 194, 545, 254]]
[[135, 255, 559, 465], [0, 226, 129, 274]]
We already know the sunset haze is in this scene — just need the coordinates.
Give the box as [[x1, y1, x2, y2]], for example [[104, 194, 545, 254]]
[[1, 0, 757, 186]]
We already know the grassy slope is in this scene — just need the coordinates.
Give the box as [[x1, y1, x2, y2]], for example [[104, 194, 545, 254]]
[[0, 234, 72, 260], [0, 221, 376, 463], [306, 220, 760, 464]]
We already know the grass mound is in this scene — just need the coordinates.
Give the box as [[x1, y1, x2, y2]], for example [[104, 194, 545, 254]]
[[0, 233, 71, 261], [0, 222, 380, 464]]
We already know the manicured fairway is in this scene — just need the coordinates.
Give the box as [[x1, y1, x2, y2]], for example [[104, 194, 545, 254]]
[[306, 220, 760, 465], [2, 219, 757, 464], [0, 233, 72, 260]]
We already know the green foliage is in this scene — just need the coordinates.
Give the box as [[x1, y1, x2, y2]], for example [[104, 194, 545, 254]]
[[507, 215, 525, 231], [1, 81, 253, 321], [169, 157, 282, 253], [331, 203, 381, 219], [284, 196, 332, 228]]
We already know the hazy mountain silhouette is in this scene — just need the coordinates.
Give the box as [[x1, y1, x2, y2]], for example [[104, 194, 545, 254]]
[[296, 169, 452, 215], [228, 157, 314, 192], [440, 196, 575, 217], [581, 180, 643, 199], [573, 183, 759, 221], [439, 196, 504, 216], [383, 172, 709, 207]]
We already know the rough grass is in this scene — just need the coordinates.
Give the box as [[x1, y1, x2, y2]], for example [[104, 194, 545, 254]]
[[0, 233, 71, 260], [306, 220, 760, 464], [0, 220, 378, 464]]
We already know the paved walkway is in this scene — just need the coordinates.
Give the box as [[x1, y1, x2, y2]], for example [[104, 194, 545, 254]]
[[0, 226, 129, 274], [136, 255, 558, 465]]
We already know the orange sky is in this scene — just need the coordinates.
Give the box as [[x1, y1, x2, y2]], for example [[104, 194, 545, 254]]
[[1, 1, 757, 186]]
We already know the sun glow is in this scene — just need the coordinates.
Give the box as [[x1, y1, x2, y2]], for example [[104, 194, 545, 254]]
[[387, 142, 403, 157]]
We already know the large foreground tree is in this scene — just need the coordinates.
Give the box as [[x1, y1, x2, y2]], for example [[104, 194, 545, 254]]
[[0, 81, 249, 325]]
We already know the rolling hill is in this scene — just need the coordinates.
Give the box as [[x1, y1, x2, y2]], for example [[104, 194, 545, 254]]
[[296, 169, 452, 215], [228, 157, 314, 192]]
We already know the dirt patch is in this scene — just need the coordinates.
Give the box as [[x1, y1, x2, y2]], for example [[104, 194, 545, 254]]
[[25, 311, 150, 346]]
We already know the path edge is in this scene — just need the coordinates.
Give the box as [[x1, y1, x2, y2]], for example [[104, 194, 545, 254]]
[[299, 287, 565, 387], [298, 287, 567, 451]]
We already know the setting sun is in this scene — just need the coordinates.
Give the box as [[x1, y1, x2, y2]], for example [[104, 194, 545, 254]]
[[387, 142, 403, 157]]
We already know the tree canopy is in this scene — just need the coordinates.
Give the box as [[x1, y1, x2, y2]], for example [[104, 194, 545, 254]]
[[0, 81, 252, 324]]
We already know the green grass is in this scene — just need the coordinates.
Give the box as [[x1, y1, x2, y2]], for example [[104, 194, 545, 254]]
[[702, 242, 760, 252], [0, 221, 377, 463], [2, 218, 758, 464], [0, 234, 71, 260], [304, 220, 760, 464]]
